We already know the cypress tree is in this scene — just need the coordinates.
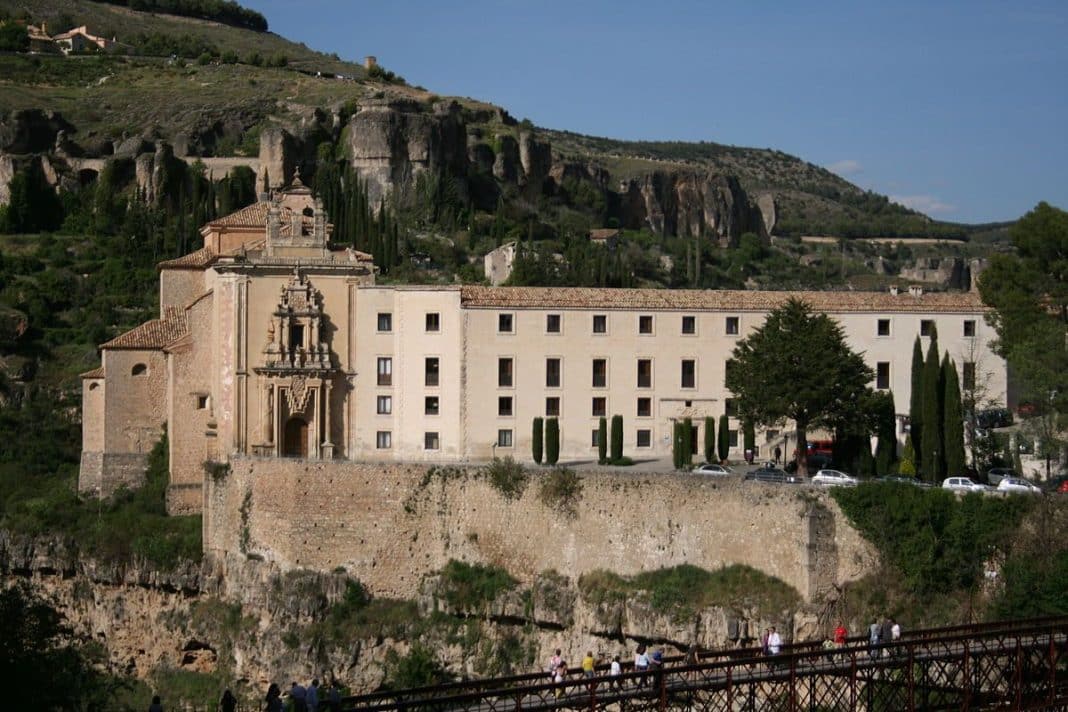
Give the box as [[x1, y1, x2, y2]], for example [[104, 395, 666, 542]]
[[857, 438, 876, 477], [899, 439, 917, 477], [597, 416, 607, 465], [682, 418, 694, 466], [545, 418, 559, 465], [703, 416, 715, 463], [909, 336, 924, 457], [532, 417, 543, 465], [717, 414, 730, 463], [921, 331, 943, 480], [943, 357, 966, 477], [610, 414, 623, 462], [672, 421, 683, 469], [743, 419, 756, 459], [874, 391, 898, 477]]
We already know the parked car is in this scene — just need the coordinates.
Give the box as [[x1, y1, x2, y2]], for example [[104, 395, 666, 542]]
[[996, 477, 1043, 495], [1059, 481, 1068, 494], [744, 467, 801, 484], [784, 454, 832, 474], [975, 408, 1013, 429], [878, 475, 926, 487], [986, 467, 1016, 485], [942, 477, 991, 493], [811, 469, 858, 487], [692, 463, 733, 476]]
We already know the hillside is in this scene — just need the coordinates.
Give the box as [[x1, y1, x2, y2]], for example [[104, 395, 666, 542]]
[[0, 0, 993, 244]]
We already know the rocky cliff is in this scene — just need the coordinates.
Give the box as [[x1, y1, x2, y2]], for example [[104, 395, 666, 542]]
[[0, 529, 829, 697]]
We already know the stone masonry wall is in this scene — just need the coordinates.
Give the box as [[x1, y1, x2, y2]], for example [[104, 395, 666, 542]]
[[206, 459, 876, 602]]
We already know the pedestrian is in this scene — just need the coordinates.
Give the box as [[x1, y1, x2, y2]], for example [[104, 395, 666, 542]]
[[307, 678, 320, 712], [291, 681, 308, 712], [553, 661, 567, 698], [774, 445, 782, 465], [760, 627, 770, 656], [868, 618, 882, 658], [890, 618, 901, 642], [650, 648, 664, 688], [547, 648, 562, 679], [609, 655, 622, 690], [220, 689, 237, 712], [581, 650, 595, 679], [265, 683, 284, 712], [634, 644, 650, 688], [766, 627, 782, 656], [683, 643, 698, 666], [327, 681, 342, 712], [148, 695, 163, 712], [833, 621, 847, 647]]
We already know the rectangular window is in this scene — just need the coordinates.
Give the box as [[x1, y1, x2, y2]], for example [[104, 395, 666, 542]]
[[592, 359, 607, 388], [546, 313, 561, 333], [196, 394, 210, 410], [876, 362, 890, 390], [591, 430, 600, 447], [498, 396, 513, 416], [636, 429, 652, 448], [498, 357, 513, 387], [376, 431, 392, 449], [725, 398, 738, 417], [728, 430, 739, 447], [920, 319, 935, 337], [726, 316, 740, 335], [425, 396, 439, 415], [425, 313, 440, 332], [593, 314, 607, 333], [376, 395, 392, 415], [682, 315, 696, 334], [963, 319, 976, 337], [592, 397, 607, 417], [963, 362, 976, 390], [377, 357, 392, 386], [637, 397, 652, 417], [425, 357, 440, 387], [377, 312, 392, 332], [545, 397, 560, 417], [289, 324, 304, 349], [498, 313, 513, 333], [681, 359, 696, 388], [497, 429, 513, 447], [424, 432, 440, 450], [546, 358, 561, 388], [637, 359, 652, 388], [878, 319, 891, 337], [725, 358, 737, 385], [639, 315, 653, 334]]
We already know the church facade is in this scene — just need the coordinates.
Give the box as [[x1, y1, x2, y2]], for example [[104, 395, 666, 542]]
[[79, 184, 1006, 514]]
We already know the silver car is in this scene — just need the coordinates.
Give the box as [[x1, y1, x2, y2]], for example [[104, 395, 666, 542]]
[[996, 476, 1042, 495], [811, 469, 858, 486], [942, 476, 991, 493], [692, 463, 733, 476]]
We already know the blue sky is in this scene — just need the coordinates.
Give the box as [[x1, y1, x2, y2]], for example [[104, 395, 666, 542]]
[[243, 1, 1067, 224]]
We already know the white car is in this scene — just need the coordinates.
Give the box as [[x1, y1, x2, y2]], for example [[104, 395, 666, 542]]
[[942, 477, 990, 493], [996, 476, 1042, 495], [811, 469, 858, 487], [692, 463, 733, 476]]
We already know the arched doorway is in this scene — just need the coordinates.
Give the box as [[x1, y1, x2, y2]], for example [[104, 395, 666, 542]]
[[282, 417, 309, 458]]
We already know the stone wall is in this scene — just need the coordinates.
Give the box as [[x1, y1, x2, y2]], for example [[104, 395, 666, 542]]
[[205, 459, 876, 602]]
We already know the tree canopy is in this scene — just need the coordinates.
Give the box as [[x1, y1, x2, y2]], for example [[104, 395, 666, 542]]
[[725, 298, 873, 473]]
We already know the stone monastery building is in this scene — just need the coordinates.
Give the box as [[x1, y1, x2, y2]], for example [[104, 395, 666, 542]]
[[79, 183, 1006, 515]]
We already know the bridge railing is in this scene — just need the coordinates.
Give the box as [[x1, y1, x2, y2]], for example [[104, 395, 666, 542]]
[[340, 616, 1068, 712]]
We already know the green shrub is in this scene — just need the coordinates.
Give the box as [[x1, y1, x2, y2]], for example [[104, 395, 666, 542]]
[[437, 559, 517, 610], [597, 416, 607, 464], [383, 644, 450, 689], [545, 418, 559, 465], [610, 414, 623, 462], [532, 417, 543, 464], [537, 467, 581, 517], [485, 456, 528, 500]]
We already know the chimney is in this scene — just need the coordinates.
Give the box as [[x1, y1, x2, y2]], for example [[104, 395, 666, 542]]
[[908, 285, 923, 297], [889, 285, 899, 296]]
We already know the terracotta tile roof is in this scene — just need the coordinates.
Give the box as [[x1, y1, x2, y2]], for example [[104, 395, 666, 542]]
[[101, 306, 188, 350], [80, 366, 104, 379], [459, 286, 989, 314], [158, 247, 217, 270], [589, 228, 620, 240], [206, 201, 313, 235]]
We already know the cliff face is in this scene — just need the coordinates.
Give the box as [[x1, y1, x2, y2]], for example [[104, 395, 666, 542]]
[[0, 529, 826, 697]]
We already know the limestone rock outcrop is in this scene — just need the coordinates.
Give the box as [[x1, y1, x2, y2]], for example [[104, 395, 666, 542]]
[[900, 257, 969, 290], [620, 171, 766, 245], [0, 109, 74, 154], [342, 98, 468, 207]]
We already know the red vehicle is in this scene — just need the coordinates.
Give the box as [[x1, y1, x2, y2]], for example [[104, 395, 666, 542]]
[[1058, 480, 1068, 494]]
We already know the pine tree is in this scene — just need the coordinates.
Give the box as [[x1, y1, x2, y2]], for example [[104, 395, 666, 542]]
[[703, 416, 715, 463], [545, 418, 559, 465], [718, 414, 730, 463], [532, 417, 543, 465], [610, 414, 623, 462], [597, 416, 607, 465], [909, 336, 924, 457], [921, 330, 943, 480], [942, 357, 966, 476]]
